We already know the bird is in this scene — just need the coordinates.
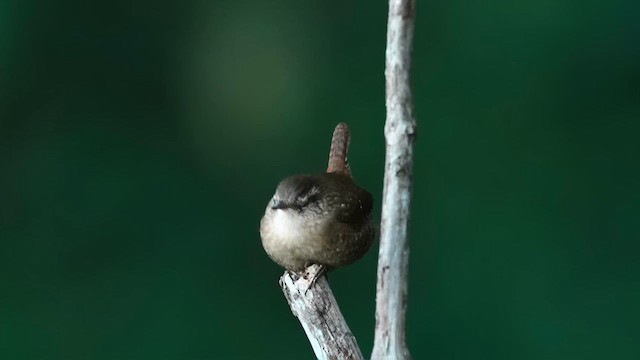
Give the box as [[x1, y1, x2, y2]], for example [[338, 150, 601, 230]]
[[259, 123, 375, 273]]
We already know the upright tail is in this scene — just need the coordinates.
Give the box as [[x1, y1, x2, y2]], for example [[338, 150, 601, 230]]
[[326, 122, 352, 177]]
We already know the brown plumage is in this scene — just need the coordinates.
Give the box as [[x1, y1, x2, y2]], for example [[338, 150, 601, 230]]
[[260, 172, 374, 271], [260, 123, 374, 272]]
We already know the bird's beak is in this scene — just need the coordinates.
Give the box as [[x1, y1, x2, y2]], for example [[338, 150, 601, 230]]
[[271, 200, 288, 210]]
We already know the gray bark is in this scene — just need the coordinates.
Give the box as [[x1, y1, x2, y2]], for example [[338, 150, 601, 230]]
[[371, 0, 417, 359], [279, 264, 364, 360]]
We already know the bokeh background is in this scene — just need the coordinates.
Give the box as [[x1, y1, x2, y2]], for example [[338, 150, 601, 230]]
[[1, 0, 639, 359]]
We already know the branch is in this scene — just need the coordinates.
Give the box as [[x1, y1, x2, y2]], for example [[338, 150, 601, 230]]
[[280, 265, 364, 360], [371, 0, 416, 359]]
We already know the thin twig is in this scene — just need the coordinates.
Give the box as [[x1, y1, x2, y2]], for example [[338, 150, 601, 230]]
[[371, 0, 417, 359], [280, 265, 364, 360]]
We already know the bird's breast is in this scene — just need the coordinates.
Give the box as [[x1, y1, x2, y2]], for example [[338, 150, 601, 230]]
[[269, 210, 307, 243]]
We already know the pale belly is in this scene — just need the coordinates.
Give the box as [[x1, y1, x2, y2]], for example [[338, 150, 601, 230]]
[[259, 208, 374, 271], [260, 209, 326, 271]]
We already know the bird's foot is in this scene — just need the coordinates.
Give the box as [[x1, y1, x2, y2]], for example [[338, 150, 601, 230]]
[[286, 269, 302, 281], [303, 264, 327, 294]]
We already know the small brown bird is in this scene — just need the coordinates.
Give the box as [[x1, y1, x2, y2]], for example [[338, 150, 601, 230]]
[[259, 123, 374, 272]]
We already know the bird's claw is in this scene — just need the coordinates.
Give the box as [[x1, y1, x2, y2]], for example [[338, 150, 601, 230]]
[[303, 264, 327, 294]]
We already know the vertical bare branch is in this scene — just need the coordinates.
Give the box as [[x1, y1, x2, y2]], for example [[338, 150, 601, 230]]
[[371, 0, 417, 359]]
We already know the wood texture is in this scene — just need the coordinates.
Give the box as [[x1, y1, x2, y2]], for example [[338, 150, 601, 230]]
[[280, 265, 364, 360], [371, 0, 417, 359]]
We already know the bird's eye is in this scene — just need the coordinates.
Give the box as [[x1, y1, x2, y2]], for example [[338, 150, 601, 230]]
[[295, 191, 318, 207], [296, 194, 309, 205]]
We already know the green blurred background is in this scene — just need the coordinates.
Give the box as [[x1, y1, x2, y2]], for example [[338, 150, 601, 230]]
[[1, 0, 639, 359]]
